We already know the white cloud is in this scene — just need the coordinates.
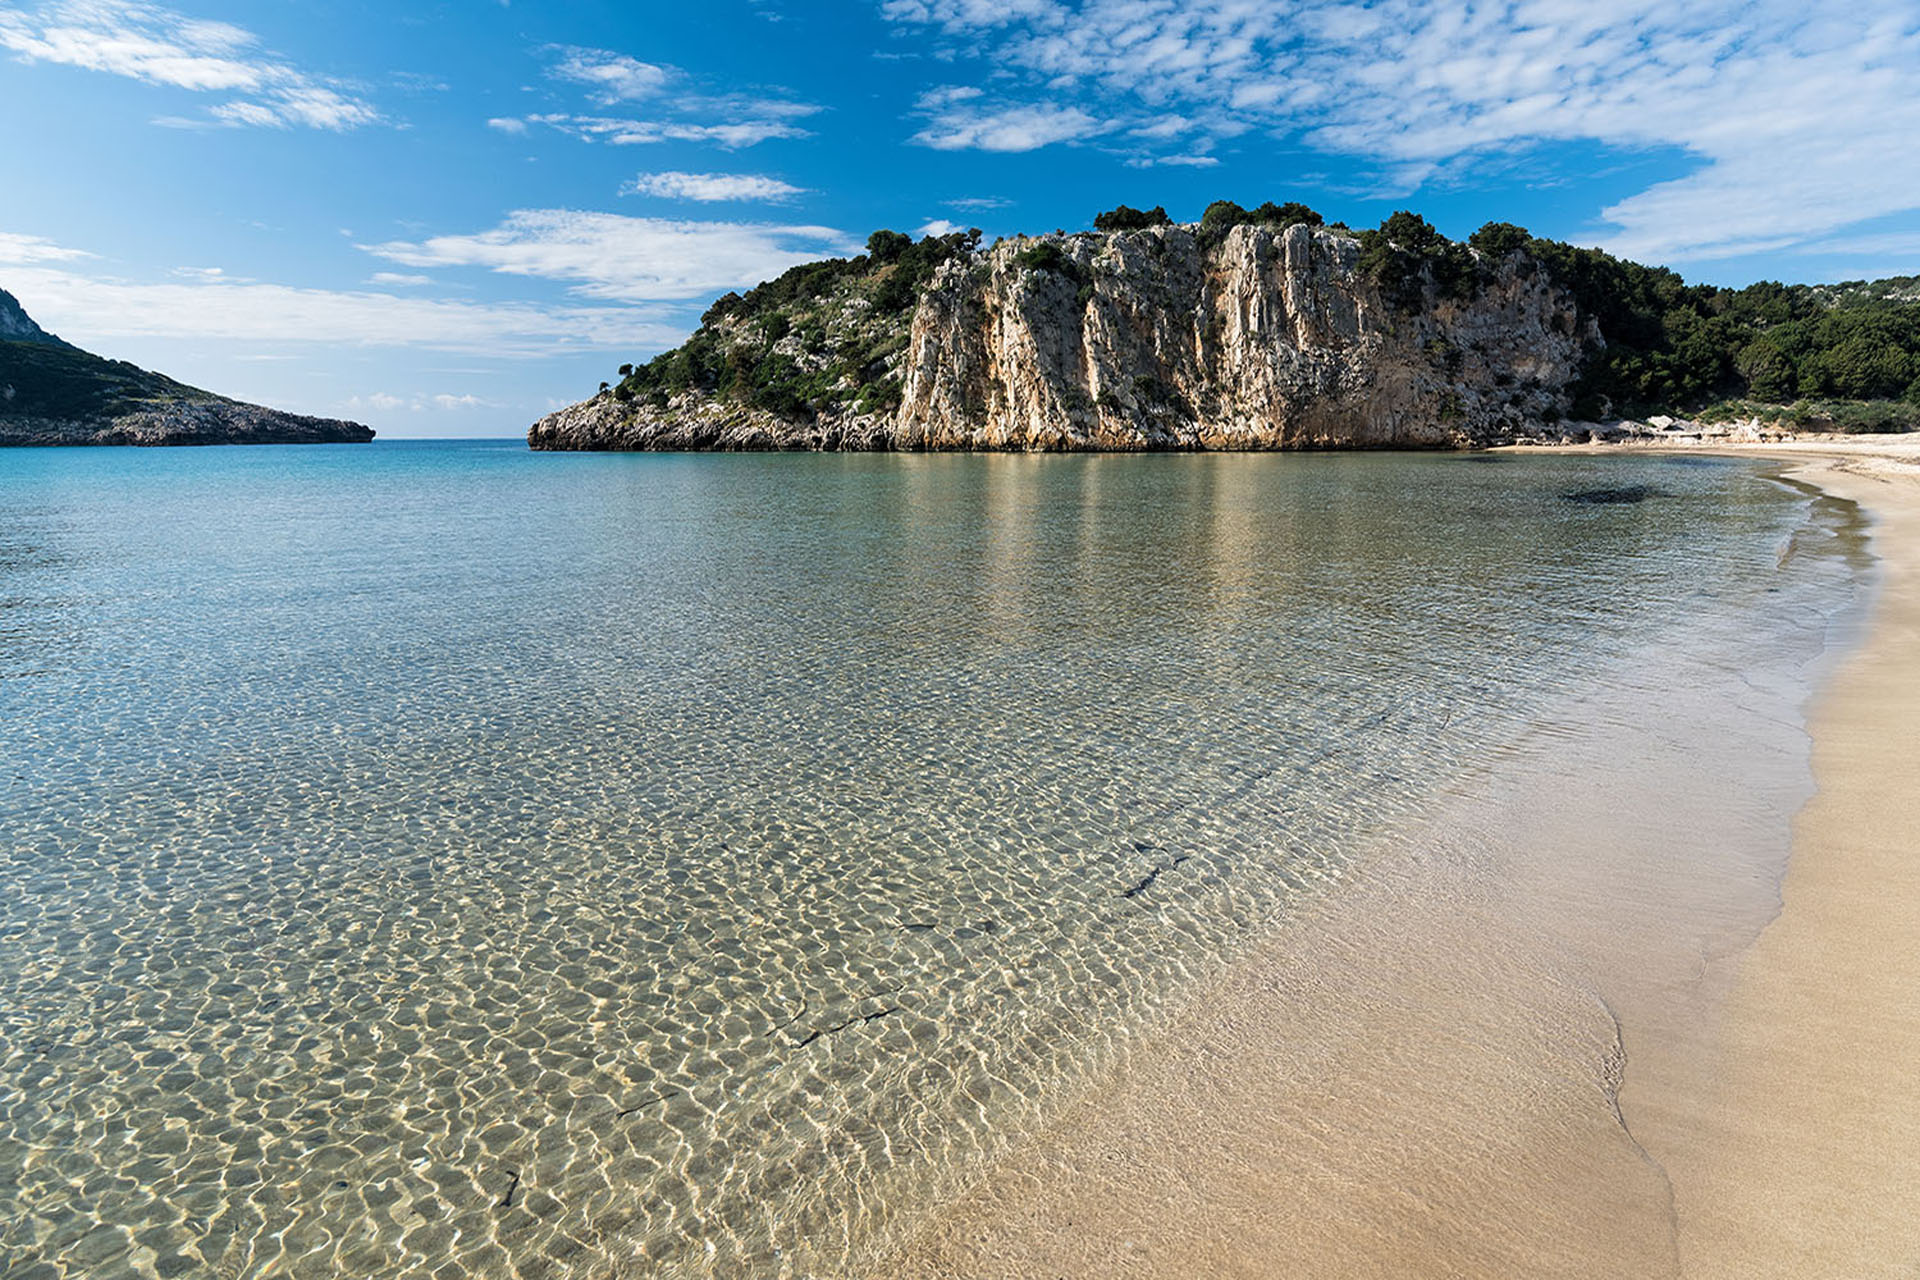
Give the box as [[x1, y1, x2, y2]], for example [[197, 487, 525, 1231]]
[[207, 100, 279, 127], [624, 171, 805, 202], [362, 209, 859, 302], [0, 230, 93, 264], [882, 0, 1920, 265], [1127, 153, 1219, 168], [547, 45, 673, 103], [368, 271, 432, 287], [524, 46, 818, 151], [918, 218, 964, 236], [1795, 231, 1920, 262], [528, 113, 809, 149], [261, 84, 376, 130], [911, 90, 1104, 151], [4, 265, 681, 357], [0, 0, 380, 129], [348, 391, 496, 413], [881, 0, 1057, 27]]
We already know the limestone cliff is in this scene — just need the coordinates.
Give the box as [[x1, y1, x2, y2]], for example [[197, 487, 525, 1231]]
[[530, 222, 1595, 452]]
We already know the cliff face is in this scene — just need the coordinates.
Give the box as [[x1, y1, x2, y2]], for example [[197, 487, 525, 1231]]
[[531, 223, 1595, 452], [1, 290, 373, 446]]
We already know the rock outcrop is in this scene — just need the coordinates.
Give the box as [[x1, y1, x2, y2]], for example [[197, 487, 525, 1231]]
[[1, 287, 373, 447], [531, 223, 1595, 452], [0, 287, 70, 347]]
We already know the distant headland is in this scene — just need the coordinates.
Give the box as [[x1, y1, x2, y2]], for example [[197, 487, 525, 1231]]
[[530, 203, 1920, 453], [0, 288, 372, 447]]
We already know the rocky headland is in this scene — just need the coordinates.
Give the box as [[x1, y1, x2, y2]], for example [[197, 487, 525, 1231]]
[[1, 288, 373, 447], [531, 206, 1920, 453]]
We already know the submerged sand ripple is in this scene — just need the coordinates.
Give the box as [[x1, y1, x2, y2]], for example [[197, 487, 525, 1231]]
[[0, 449, 1861, 1278]]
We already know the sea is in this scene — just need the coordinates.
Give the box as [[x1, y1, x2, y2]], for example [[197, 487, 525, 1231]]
[[0, 441, 1867, 1278]]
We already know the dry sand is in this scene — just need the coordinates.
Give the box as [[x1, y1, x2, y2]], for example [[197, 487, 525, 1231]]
[[875, 437, 1920, 1279], [1649, 440, 1920, 1278]]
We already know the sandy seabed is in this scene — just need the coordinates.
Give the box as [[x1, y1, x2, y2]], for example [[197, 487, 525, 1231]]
[[875, 437, 1920, 1279]]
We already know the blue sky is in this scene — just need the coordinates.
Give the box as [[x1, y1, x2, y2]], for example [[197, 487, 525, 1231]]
[[2, 0, 1917, 438]]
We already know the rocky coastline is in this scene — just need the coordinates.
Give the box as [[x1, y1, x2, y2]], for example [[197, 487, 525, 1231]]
[[531, 222, 1589, 453], [0, 400, 374, 447], [1, 286, 373, 447]]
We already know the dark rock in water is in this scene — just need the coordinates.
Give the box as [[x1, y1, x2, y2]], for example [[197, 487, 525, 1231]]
[[1, 287, 373, 447], [1562, 485, 1660, 504]]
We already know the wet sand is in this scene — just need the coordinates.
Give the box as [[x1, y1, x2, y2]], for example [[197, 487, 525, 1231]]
[[877, 439, 1920, 1279], [1647, 441, 1920, 1277]]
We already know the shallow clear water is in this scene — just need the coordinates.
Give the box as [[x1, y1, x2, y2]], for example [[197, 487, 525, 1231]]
[[0, 444, 1862, 1279]]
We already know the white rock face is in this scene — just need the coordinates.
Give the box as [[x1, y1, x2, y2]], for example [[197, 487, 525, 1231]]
[[531, 224, 1596, 452]]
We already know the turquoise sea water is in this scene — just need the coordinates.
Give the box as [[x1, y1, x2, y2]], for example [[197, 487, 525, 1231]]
[[0, 443, 1863, 1278]]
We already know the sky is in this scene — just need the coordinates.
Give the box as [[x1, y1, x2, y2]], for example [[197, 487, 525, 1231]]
[[2, 0, 1917, 439]]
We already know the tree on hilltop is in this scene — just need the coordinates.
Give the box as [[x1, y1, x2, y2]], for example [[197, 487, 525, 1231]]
[[1093, 205, 1173, 231]]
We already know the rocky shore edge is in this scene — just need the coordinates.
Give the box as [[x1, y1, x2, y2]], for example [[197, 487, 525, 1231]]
[[0, 399, 374, 447]]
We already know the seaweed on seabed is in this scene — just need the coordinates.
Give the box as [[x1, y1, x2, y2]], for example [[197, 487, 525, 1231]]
[[1561, 485, 1662, 504]]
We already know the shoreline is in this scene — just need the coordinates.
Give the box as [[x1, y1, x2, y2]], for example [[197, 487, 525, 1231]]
[[875, 438, 1920, 1277], [1642, 440, 1920, 1275]]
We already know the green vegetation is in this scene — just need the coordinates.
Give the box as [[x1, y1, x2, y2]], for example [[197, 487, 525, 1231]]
[[615, 227, 977, 418], [1467, 221, 1531, 258], [1012, 241, 1072, 274], [1349, 210, 1920, 421], [1092, 205, 1172, 232], [1697, 397, 1920, 435], [0, 338, 219, 419], [1197, 199, 1325, 245], [602, 203, 1920, 431], [1357, 211, 1475, 308], [1513, 236, 1920, 418]]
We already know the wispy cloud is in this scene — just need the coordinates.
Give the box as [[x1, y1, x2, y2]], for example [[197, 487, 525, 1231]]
[[624, 171, 805, 202], [171, 264, 249, 282], [881, 0, 1920, 264], [546, 45, 673, 103], [4, 265, 679, 357], [0, 230, 94, 264], [361, 209, 859, 301], [911, 87, 1104, 152], [348, 390, 497, 413], [0, 0, 380, 129], [526, 112, 809, 150], [1793, 231, 1920, 262], [1128, 153, 1218, 169], [517, 44, 818, 151]]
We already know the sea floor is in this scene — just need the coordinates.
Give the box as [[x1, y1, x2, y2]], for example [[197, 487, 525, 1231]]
[[0, 446, 1869, 1278]]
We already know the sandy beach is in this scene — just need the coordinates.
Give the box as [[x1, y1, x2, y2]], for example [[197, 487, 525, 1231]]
[[878, 437, 1920, 1279], [1647, 439, 1920, 1277]]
